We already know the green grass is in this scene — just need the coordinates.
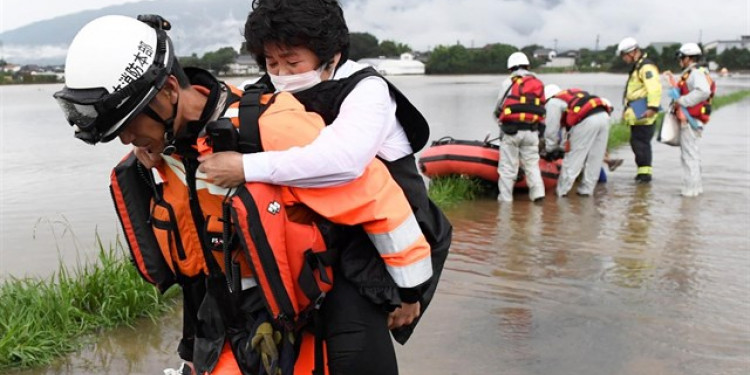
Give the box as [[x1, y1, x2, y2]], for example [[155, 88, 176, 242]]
[[427, 175, 491, 207], [0, 237, 178, 371], [428, 89, 750, 205]]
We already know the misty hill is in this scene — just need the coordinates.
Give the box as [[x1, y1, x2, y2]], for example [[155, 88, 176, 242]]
[[0, 0, 264, 65]]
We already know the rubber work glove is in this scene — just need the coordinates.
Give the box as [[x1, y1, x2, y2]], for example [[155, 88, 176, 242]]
[[251, 322, 282, 375], [668, 87, 680, 100], [543, 148, 565, 161]]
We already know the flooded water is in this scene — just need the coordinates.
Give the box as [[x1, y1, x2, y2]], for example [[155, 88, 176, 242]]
[[2, 73, 749, 374]]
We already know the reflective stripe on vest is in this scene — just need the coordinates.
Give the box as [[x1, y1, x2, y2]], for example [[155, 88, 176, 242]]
[[499, 75, 546, 125], [256, 93, 433, 288], [553, 89, 612, 128]]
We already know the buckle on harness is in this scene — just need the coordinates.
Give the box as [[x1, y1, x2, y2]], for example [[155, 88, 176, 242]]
[[313, 292, 326, 310]]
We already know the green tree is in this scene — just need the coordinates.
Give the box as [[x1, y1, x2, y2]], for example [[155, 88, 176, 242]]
[[349, 32, 380, 60], [379, 40, 411, 57], [202, 47, 238, 74], [718, 47, 750, 70], [178, 53, 204, 69], [426, 44, 471, 74], [472, 43, 516, 73], [655, 44, 681, 72], [520, 44, 546, 68]]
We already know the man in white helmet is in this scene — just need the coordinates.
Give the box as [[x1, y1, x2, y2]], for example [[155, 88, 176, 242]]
[[492, 51, 546, 202], [617, 37, 662, 183], [667, 42, 715, 196], [54, 14, 435, 375], [542, 84, 613, 197]]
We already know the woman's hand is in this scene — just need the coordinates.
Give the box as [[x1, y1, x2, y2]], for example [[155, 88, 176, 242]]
[[387, 301, 421, 329], [197, 151, 245, 187]]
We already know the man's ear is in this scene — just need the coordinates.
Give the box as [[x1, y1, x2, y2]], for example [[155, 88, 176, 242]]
[[164, 75, 180, 104]]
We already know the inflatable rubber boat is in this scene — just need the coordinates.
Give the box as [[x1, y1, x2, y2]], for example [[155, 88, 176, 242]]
[[418, 137, 563, 189]]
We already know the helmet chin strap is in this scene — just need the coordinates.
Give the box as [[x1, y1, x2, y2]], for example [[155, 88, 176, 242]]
[[141, 99, 179, 155]]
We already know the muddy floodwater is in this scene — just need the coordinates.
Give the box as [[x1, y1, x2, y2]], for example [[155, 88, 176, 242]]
[[2, 74, 749, 375]]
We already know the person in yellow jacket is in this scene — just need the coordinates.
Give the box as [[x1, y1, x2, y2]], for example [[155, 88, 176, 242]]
[[54, 14, 430, 375], [617, 37, 662, 183]]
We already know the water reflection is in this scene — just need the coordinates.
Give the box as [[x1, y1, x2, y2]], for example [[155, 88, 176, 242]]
[[11, 304, 182, 375], [610, 185, 654, 289]]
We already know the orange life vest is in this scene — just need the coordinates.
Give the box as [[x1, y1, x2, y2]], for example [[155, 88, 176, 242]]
[[499, 75, 546, 126], [678, 67, 716, 123], [111, 79, 430, 374], [552, 89, 612, 128]]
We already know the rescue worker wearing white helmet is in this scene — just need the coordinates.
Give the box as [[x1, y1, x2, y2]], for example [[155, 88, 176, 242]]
[[492, 51, 546, 202], [668, 42, 715, 196], [54, 14, 436, 375], [542, 84, 613, 197], [617, 37, 662, 183]]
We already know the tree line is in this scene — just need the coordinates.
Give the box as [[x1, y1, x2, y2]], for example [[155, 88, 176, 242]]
[[175, 32, 750, 76]]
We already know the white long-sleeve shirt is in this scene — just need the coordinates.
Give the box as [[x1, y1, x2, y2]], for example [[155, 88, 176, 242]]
[[543, 97, 568, 152], [242, 60, 412, 187]]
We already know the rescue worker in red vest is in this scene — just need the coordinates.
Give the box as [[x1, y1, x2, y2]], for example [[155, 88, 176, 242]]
[[668, 42, 714, 197], [542, 84, 613, 197], [491, 51, 546, 202], [196, 1, 452, 374], [617, 37, 662, 184], [54, 14, 432, 375]]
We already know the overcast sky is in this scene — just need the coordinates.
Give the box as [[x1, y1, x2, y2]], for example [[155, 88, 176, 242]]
[[2, 0, 748, 51]]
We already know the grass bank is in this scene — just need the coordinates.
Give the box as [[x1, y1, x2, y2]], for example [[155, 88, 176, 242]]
[[0, 238, 177, 371], [427, 89, 750, 205]]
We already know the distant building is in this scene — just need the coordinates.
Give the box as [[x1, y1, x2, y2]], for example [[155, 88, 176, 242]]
[[226, 54, 261, 76], [1, 63, 21, 73], [704, 35, 750, 54], [358, 53, 425, 75], [543, 56, 575, 68], [533, 48, 556, 60]]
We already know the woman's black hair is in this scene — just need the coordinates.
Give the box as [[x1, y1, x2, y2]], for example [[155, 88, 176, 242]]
[[244, 0, 350, 70]]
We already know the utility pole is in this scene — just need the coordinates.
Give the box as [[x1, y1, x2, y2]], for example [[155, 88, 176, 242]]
[[595, 34, 600, 52], [554, 38, 558, 52]]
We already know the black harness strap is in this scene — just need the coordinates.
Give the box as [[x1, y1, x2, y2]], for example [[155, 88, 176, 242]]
[[238, 84, 274, 154]]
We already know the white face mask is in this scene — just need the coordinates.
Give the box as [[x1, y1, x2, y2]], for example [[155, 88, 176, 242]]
[[269, 64, 330, 93]]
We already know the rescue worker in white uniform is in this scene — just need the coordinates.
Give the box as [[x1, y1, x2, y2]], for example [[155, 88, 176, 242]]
[[543, 84, 612, 197], [493, 52, 546, 202], [670, 43, 713, 197]]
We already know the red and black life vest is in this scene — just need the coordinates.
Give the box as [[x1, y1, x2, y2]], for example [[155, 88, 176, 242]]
[[552, 89, 612, 128], [678, 67, 716, 123], [498, 75, 546, 127]]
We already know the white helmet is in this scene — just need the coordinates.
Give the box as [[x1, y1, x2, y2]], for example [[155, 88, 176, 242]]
[[677, 42, 702, 57], [544, 84, 561, 99], [507, 52, 530, 70], [616, 37, 639, 56], [53, 15, 174, 144]]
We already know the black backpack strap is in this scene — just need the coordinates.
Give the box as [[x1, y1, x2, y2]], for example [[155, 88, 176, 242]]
[[237, 83, 273, 154]]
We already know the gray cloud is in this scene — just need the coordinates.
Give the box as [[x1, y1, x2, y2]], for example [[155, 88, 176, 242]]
[[342, 0, 748, 51]]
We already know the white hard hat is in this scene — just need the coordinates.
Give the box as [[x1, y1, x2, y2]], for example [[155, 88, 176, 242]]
[[53, 15, 174, 144], [544, 84, 561, 99], [677, 42, 702, 57], [616, 37, 639, 56], [507, 52, 530, 70]]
